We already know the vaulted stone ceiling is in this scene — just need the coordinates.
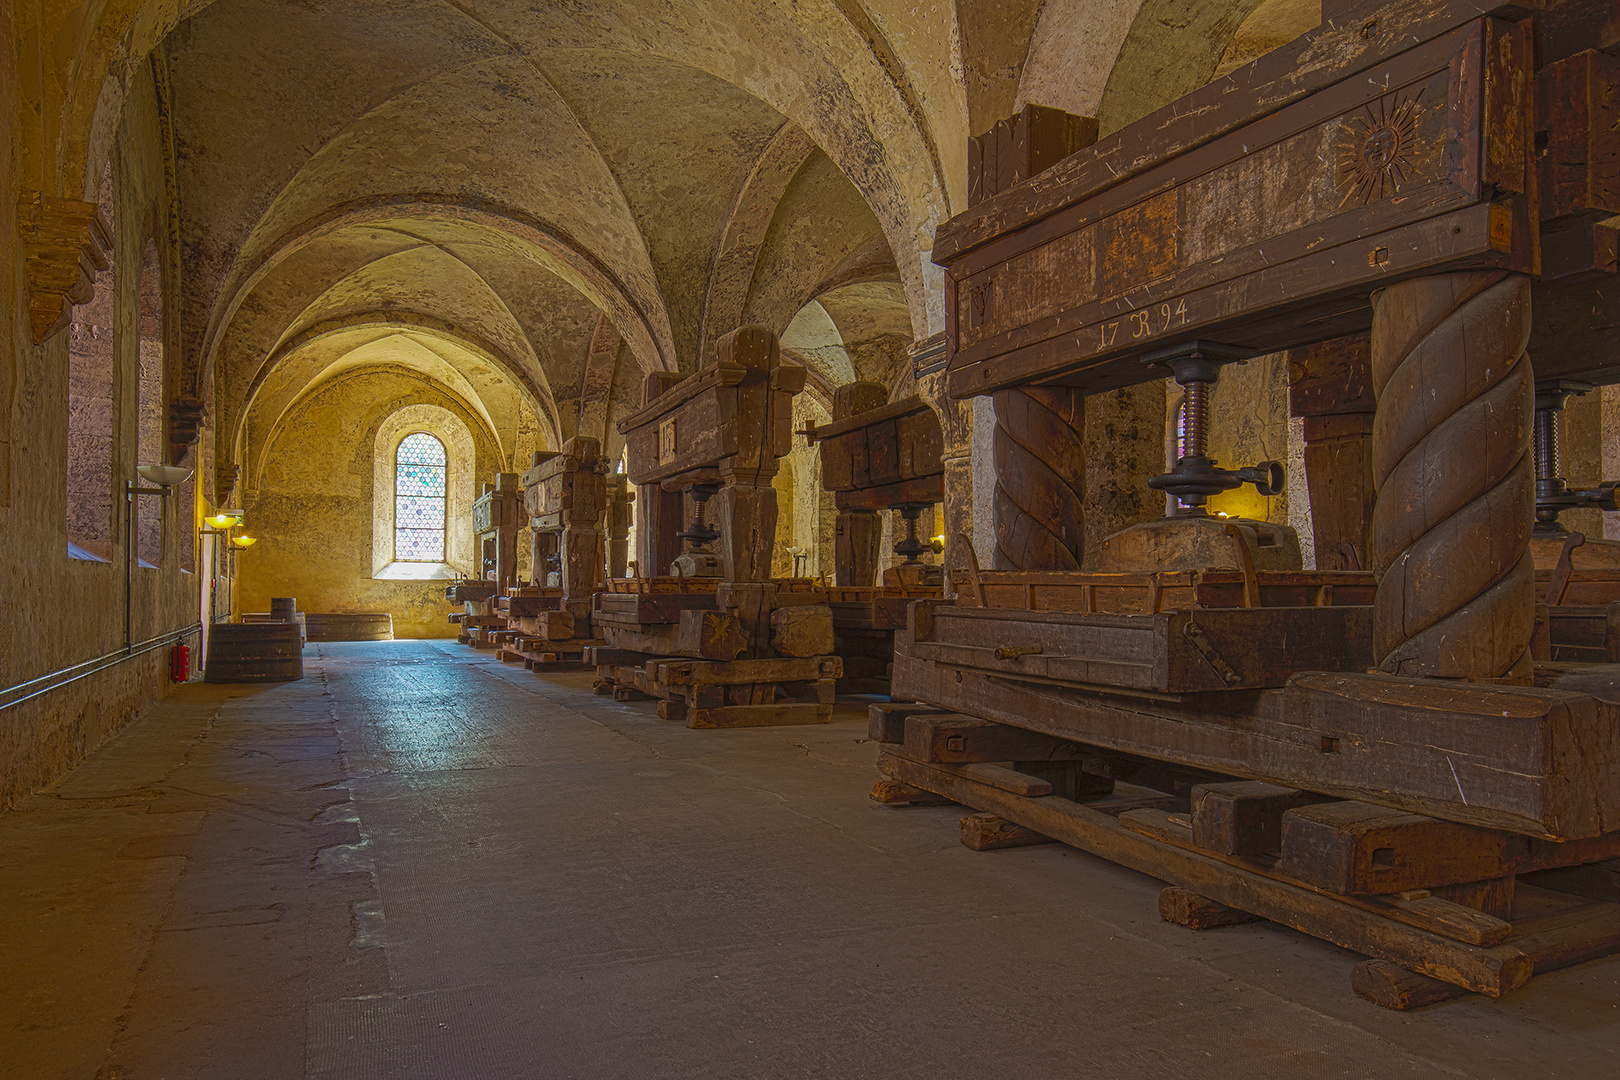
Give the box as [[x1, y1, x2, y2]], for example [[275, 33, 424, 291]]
[[26, 0, 1320, 490], [151, 0, 967, 476]]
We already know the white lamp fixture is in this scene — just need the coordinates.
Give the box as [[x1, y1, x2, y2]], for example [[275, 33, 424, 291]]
[[131, 464, 195, 496], [137, 464, 194, 488]]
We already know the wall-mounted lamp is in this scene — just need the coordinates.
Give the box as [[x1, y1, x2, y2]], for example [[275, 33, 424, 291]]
[[230, 535, 257, 549], [129, 464, 194, 497], [124, 464, 196, 653]]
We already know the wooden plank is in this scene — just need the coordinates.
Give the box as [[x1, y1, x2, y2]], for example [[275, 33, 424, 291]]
[[688, 702, 831, 729], [1158, 886, 1263, 930], [903, 713, 1085, 764], [675, 655, 842, 686], [946, 763, 1053, 797], [876, 752, 1534, 996], [1190, 781, 1335, 857], [913, 603, 1375, 693]]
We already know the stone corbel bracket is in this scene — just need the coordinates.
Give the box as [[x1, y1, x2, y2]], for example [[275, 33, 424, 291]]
[[215, 461, 240, 506], [168, 396, 207, 467], [18, 191, 112, 344]]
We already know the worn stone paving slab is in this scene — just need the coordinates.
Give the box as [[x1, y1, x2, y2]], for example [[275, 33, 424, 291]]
[[2, 640, 1617, 1080]]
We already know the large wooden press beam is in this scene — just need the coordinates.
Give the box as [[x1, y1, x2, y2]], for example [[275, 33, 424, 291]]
[[617, 326, 805, 582], [804, 382, 945, 588], [522, 436, 609, 601], [472, 473, 521, 590], [937, 0, 1539, 398]]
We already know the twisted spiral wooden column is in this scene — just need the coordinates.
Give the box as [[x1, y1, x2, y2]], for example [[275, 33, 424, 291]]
[[993, 386, 1086, 570], [1371, 272, 1535, 679]]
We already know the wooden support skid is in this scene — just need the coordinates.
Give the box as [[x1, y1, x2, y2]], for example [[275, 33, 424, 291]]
[[893, 644, 1620, 840], [588, 649, 842, 728], [876, 749, 1620, 1004]]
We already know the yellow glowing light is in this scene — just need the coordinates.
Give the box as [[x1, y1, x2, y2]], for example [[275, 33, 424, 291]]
[[231, 535, 257, 549], [206, 513, 235, 529]]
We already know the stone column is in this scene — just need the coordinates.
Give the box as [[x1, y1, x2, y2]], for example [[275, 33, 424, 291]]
[[911, 334, 974, 592]]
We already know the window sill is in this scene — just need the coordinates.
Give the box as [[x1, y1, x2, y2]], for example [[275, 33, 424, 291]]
[[68, 542, 110, 563], [374, 561, 458, 581]]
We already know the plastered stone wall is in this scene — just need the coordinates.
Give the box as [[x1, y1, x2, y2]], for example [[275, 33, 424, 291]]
[[0, 65, 200, 809], [236, 370, 507, 639], [770, 395, 834, 580]]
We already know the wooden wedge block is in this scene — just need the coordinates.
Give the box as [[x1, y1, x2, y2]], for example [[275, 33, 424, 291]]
[[1159, 886, 1262, 930], [870, 779, 955, 806], [1192, 781, 1336, 856], [771, 604, 834, 657], [904, 713, 1085, 764], [960, 814, 1055, 850], [881, 756, 1053, 797], [1352, 959, 1467, 1010], [1280, 801, 1518, 895], [868, 702, 944, 744], [676, 609, 748, 660], [528, 610, 576, 639]]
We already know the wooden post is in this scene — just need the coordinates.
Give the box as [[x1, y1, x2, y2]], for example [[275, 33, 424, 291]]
[[1370, 272, 1536, 680], [834, 509, 881, 587], [910, 334, 969, 593], [992, 385, 1087, 571], [715, 476, 777, 583], [1287, 333, 1376, 570], [635, 484, 681, 577], [530, 529, 557, 586], [605, 475, 631, 579]]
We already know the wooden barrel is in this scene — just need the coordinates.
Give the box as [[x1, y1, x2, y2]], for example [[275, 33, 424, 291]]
[[270, 597, 297, 621], [205, 623, 303, 683], [305, 612, 394, 641]]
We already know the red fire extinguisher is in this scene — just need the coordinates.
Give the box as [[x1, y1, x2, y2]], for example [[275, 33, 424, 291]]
[[170, 643, 191, 683]]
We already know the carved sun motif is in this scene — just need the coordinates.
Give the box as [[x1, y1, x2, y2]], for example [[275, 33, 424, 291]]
[[1338, 90, 1423, 206]]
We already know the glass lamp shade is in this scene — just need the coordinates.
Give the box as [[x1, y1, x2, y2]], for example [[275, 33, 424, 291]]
[[137, 464, 194, 487], [206, 513, 236, 529], [231, 535, 257, 549]]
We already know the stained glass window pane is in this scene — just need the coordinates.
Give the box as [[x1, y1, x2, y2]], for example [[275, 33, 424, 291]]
[[395, 433, 446, 562], [397, 432, 446, 466]]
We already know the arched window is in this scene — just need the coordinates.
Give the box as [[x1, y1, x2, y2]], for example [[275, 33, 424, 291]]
[[394, 432, 447, 562], [66, 165, 116, 561], [134, 236, 164, 569]]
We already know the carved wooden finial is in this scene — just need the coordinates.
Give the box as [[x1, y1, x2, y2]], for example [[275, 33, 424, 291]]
[[17, 191, 112, 344]]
